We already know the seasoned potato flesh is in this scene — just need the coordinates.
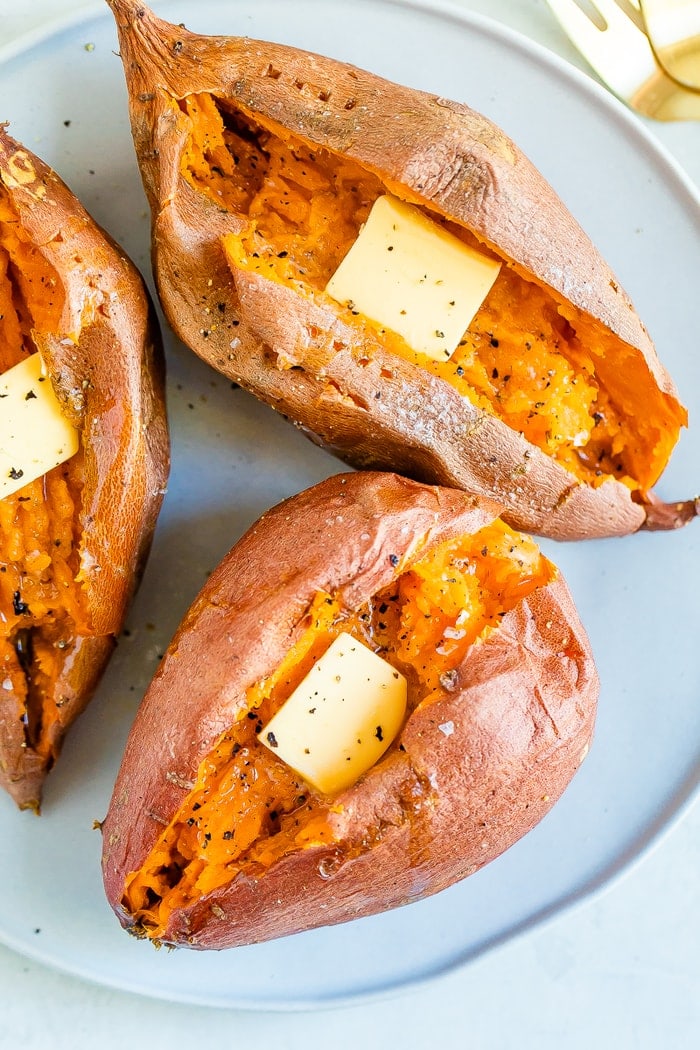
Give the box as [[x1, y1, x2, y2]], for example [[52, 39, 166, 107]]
[[0, 196, 87, 767], [179, 92, 676, 491], [123, 520, 554, 938]]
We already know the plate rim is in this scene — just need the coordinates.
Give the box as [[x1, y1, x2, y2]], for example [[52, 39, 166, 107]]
[[2, 0, 699, 213]]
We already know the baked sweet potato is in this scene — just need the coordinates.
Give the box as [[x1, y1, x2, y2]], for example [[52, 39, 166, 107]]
[[106, 0, 697, 540], [0, 127, 169, 811], [102, 472, 598, 949]]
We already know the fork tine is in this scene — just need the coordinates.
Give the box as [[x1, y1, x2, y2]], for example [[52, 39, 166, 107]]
[[546, 0, 700, 118], [546, 0, 657, 96], [608, 0, 646, 34], [591, 0, 645, 36]]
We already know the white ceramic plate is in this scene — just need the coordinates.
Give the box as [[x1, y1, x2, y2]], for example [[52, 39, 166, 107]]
[[0, 0, 698, 1011]]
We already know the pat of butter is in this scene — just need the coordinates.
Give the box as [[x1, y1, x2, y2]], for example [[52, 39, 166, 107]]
[[0, 354, 79, 499], [258, 632, 407, 795], [326, 194, 501, 361]]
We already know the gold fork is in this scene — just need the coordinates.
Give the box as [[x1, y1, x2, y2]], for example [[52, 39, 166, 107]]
[[640, 0, 700, 90], [545, 0, 700, 119]]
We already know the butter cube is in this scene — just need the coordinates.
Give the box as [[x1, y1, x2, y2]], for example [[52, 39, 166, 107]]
[[326, 194, 501, 361], [258, 632, 407, 795], [0, 354, 79, 499]]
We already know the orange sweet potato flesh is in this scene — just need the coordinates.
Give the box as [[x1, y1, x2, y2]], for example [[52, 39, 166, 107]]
[[0, 127, 169, 811], [102, 472, 598, 949], [106, 0, 697, 540]]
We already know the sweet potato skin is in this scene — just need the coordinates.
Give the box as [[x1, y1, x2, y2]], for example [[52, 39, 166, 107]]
[[102, 472, 598, 948], [0, 128, 169, 810], [106, 0, 696, 539]]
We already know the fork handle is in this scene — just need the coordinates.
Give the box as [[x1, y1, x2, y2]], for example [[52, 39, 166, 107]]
[[640, 0, 700, 91], [632, 65, 700, 119]]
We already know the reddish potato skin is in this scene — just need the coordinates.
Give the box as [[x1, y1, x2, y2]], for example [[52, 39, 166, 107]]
[[106, 0, 696, 539], [102, 472, 598, 948], [0, 128, 169, 809]]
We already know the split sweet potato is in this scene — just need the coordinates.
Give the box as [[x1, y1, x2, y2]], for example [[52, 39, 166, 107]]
[[106, 0, 697, 540], [102, 472, 598, 948], [0, 127, 169, 810]]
